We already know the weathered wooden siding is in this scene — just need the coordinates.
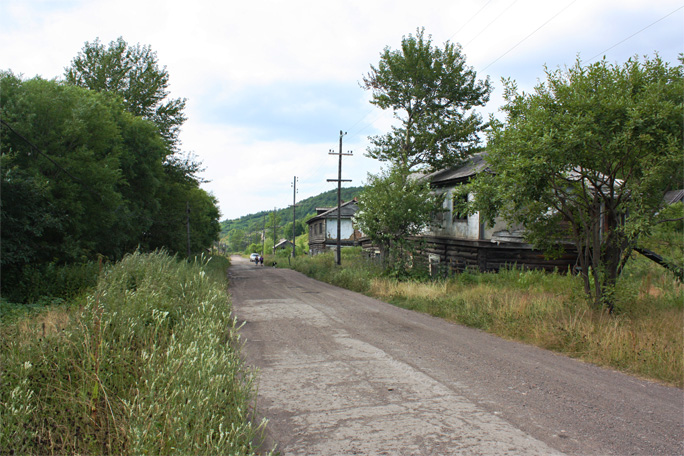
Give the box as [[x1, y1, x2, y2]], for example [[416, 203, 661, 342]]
[[358, 235, 578, 274], [412, 235, 578, 274]]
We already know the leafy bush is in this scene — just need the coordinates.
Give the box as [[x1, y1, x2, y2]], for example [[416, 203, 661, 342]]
[[2, 260, 100, 304]]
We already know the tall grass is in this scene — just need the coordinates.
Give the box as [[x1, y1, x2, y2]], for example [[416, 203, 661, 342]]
[[280, 249, 683, 387], [281, 247, 382, 293], [1, 251, 271, 455]]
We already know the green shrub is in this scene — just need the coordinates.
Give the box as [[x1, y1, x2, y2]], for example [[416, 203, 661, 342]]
[[2, 260, 100, 304]]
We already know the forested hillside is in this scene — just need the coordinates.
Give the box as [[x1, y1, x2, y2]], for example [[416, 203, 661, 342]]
[[221, 186, 363, 253], [221, 186, 363, 235]]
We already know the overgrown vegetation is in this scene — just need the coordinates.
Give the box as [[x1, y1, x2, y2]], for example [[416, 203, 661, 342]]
[[464, 55, 683, 312], [280, 247, 683, 387], [2, 38, 221, 304], [1, 251, 271, 455]]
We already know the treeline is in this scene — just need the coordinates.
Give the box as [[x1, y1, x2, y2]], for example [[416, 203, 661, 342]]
[[221, 186, 363, 253], [1, 38, 220, 303]]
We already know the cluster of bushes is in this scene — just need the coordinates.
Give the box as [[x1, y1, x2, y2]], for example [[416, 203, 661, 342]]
[[1, 41, 221, 304], [284, 247, 381, 293], [1, 251, 270, 455]]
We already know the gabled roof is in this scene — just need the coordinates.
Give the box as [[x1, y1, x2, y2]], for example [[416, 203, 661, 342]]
[[275, 239, 294, 248], [664, 189, 684, 205], [425, 153, 488, 187], [306, 200, 358, 224]]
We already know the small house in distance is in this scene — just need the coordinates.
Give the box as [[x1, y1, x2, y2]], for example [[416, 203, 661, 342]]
[[274, 239, 294, 251], [306, 199, 362, 255]]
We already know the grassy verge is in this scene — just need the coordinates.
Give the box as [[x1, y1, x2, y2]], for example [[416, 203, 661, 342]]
[[1, 251, 271, 455], [277, 248, 683, 388]]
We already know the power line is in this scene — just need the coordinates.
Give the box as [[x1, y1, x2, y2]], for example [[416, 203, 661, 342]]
[[465, 0, 519, 47], [482, 1, 577, 71], [346, 1, 575, 149], [346, 1, 520, 144], [447, 0, 494, 42], [587, 5, 684, 62]]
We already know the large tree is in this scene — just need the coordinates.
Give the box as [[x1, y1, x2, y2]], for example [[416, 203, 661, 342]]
[[65, 37, 186, 148], [1, 73, 126, 267], [465, 56, 683, 311], [1, 72, 220, 301], [362, 28, 491, 173]]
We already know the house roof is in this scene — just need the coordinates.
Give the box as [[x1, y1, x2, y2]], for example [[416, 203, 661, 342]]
[[306, 200, 358, 224], [274, 239, 294, 248], [425, 153, 488, 186], [664, 189, 684, 205]]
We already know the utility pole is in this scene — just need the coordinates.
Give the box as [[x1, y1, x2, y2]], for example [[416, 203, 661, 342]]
[[262, 215, 266, 255], [272, 207, 277, 254], [290, 176, 299, 258], [327, 130, 353, 265]]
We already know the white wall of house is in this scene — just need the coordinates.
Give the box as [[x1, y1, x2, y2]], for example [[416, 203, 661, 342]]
[[428, 188, 481, 240], [425, 186, 524, 243], [326, 218, 355, 240]]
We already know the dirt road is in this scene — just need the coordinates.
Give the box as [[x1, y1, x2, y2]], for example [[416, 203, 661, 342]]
[[228, 256, 683, 455]]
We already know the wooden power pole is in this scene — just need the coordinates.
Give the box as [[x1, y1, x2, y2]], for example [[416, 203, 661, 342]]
[[327, 130, 352, 265], [291, 176, 299, 258]]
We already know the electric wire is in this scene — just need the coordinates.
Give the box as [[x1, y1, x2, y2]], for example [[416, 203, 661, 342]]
[[465, 0, 519, 47], [447, 0, 494, 42], [587, 5, 684, 62], [482, 0, 577, 71]]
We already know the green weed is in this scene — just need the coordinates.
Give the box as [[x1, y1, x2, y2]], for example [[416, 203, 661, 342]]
[[1, 251, 271, 455]]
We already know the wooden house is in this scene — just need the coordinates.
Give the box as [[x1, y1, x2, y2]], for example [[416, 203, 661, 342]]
[[306, 199, 362, 255], [274, 239, 294, 251], [402, 154, 578, 274]]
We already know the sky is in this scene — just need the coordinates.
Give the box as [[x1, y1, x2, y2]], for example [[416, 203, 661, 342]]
[[2, 0, 682, 220]]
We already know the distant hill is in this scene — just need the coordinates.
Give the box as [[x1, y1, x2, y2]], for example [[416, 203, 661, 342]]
[[220, 186, 364, 237]]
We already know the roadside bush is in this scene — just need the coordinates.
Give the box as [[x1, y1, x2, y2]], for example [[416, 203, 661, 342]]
[[2, 260, 100, 304]]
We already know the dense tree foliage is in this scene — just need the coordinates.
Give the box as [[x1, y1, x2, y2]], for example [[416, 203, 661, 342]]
[[359, 29, 488, 269], [464, 56, 683, 311], [65, 37, 186, 148], [362, 28, 491, 173], [1, 71, 219, 302]]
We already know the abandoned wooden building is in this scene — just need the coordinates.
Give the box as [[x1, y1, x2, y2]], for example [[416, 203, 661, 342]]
[[274, 239, 294, 251], [362, 154, 579, 274], [306, 199, 362, 255]]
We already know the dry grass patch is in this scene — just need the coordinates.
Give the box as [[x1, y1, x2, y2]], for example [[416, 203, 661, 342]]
[[367, 269, 682, 387]]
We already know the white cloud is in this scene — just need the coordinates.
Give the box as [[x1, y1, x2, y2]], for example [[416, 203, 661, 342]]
[[1, 0, 682, 219]]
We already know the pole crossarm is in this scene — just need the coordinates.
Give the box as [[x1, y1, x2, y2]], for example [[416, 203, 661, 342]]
[[326, 130, 353, 265]]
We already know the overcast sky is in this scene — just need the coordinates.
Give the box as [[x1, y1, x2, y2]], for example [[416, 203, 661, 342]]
[[2, 0, 682, 220]]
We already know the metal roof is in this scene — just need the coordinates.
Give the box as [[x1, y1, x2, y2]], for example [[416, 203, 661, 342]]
[[425, 153, 488, 186], [306, 200, 359, 224], [664, 189, 684, 205]]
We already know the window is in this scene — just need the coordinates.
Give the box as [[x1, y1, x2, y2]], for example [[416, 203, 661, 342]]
[[453, 193, 468, 221]]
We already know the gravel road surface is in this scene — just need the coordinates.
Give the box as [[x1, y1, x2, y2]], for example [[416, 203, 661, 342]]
[[228, 256, 683, 455]]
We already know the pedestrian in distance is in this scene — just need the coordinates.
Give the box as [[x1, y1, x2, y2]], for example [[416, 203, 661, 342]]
[[259, 255, 264, 266]]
